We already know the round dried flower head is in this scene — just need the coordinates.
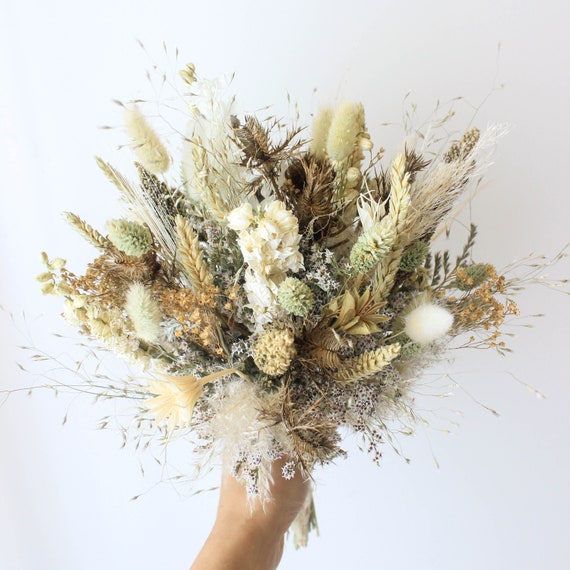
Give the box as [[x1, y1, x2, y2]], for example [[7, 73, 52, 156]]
[[277, 277, 314, 317], [404, 302, 453, 345], [400, 241, 429, 272], [106, 219, 153, 257], [252, 329, 297, 376]]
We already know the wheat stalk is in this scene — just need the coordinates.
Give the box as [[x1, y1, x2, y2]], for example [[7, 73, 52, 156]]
[[374, 154, 412, 297], [337, 343, 401, 383], [96, 157, 177, 268], [174, 215, 215, 291], [63, 212, 112, 251]]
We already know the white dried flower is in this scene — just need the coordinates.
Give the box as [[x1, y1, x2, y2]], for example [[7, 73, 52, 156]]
[[125, 283, 163, 343], [356, 193, 386, 232], [228, 200, 303, 327], [404, 303, 453, 345], [146, 375, 204, 434], [226, 203, 255, 231]]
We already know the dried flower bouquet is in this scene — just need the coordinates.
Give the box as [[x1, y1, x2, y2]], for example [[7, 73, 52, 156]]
[[36, 62, 554, 541]]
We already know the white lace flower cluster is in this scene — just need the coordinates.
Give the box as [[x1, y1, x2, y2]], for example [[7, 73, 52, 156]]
[[227, 200, 303, 328]]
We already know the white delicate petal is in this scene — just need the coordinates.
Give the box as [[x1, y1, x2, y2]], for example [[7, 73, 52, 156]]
[[227, 203, 255, 231]]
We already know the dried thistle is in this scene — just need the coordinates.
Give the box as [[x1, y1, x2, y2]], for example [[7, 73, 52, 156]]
[[282, 155, 336, 239]]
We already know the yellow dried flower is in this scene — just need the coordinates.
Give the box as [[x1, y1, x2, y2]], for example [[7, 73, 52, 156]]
[[253, 329, 297, 376], [147, 375, 205, 434]]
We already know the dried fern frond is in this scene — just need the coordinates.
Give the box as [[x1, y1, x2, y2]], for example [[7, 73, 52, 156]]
[[337, 343, 401, 383], [63, 212, 112, 251]]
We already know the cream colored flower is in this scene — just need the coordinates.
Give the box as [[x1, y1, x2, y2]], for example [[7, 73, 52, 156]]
[[228, 200, 303, 328], [147, 368, 245, 434], [226, 203, 255, 231], [125, 283, 163, 343], [253, 329, 297, 376], [146, 375, 205, 434], [404, 303, 454, 345], [357, 193, 386, 232], [124, 105, 170, 174]]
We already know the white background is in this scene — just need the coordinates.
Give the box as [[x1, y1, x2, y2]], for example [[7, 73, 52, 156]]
[[1, 1, 569, 569]]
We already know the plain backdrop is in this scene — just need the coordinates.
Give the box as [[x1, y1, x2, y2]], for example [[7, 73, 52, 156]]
[[1, 1, 569, 569]]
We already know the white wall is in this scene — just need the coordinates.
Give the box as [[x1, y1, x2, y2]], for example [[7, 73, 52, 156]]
[[1, 1, 569, 569]]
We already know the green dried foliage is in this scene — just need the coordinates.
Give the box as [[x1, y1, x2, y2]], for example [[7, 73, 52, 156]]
[[400, 241, 429, 272]]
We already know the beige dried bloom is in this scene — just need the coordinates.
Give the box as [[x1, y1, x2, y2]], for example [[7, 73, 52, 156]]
[[125, 282, 163, 343], [147, 375, 205, 434], [253, 329, 297, 376], [326, 102, 365, 163], [125, 105, 170, 174], [310, 106, 333, 160]]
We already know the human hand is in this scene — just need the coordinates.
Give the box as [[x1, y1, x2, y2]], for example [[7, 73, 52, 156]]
[[190, 458, 310, 570]]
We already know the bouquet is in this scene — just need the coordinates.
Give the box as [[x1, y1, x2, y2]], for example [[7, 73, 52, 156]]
[[35, 62, 551, 541]]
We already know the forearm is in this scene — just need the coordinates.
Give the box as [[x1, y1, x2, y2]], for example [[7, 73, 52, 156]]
[[190, 517, 284, 570]]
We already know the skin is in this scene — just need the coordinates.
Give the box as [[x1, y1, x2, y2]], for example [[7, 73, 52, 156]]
[[190, 459, 310, 570]]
